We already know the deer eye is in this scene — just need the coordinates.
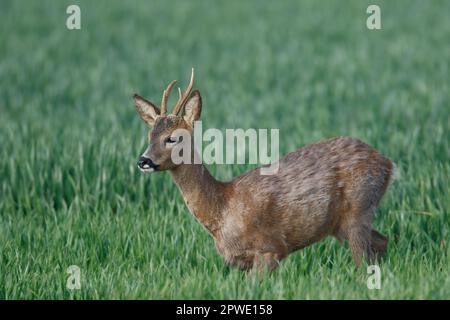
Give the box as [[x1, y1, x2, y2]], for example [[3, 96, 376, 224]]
[[165, 136, 178, 145]]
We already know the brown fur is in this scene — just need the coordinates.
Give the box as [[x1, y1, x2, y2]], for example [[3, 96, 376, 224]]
[[133, 86, 393, 271]]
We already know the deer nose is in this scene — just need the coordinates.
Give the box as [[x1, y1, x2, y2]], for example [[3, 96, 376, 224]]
[[138, 156, 156, 170]]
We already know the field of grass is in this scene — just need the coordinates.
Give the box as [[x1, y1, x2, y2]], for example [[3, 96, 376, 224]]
[[0, 0, 449, 299]]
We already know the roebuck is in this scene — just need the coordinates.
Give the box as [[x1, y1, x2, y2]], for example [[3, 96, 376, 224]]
[[133, 69, 393, 271]]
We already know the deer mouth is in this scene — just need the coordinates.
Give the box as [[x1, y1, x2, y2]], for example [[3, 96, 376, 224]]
[[137, 156, 158, 173], [139, 166, 155, 173]]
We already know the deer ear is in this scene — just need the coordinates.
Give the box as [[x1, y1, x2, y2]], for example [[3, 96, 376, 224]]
[[133, 94, 160, 126], [182, 90, 202, 126]]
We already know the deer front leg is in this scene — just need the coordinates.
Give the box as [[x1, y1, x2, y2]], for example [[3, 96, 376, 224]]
[[252, 242, 288, 273], [252, 252, 281, 273], [251, 234, 288, 273]]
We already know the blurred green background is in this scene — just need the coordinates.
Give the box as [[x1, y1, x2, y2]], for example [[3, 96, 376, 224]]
[[0, 0, 449, 299]]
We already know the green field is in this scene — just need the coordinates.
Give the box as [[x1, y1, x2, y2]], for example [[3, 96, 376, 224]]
[[0, 0, 449, 299]]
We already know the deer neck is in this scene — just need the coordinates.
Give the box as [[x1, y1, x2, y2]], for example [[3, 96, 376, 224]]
[[170, 162, 226, 235]]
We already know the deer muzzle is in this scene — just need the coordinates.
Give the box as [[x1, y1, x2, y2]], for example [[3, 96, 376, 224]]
[[137, 156, 158, 173]]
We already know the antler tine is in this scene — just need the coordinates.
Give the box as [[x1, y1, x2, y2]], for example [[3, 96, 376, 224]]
[[160, 80, 177, 116], [172, 68, 195, 115]]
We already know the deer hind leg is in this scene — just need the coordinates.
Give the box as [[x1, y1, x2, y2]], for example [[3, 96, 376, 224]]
[[371, 229, 388, 260], [347, 224, 374, 267]]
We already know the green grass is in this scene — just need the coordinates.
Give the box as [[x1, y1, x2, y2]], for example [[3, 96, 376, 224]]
[[0, 0, 449, 299]]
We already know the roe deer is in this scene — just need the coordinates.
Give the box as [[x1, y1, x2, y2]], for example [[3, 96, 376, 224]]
[[132, 68, 393, 271]]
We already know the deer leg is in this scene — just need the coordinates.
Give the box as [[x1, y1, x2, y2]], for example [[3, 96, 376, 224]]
[[347, 225, 374, 267], [252, 252, 282, 273], [250, 232, 288, 273], [371, 229, 388, 260]]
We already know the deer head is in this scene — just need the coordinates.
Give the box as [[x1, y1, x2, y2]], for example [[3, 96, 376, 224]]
[[133, 68, 201, 173]]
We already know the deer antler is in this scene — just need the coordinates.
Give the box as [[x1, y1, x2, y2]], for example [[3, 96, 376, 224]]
[[172, 68, 195, 115], [160, 80, 177, 116]]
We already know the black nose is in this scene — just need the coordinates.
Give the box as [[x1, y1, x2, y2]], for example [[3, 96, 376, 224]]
[[138, 156, 156, 170]]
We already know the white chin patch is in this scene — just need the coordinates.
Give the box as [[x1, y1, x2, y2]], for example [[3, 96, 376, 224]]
[[139, 167, 154, 173]]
